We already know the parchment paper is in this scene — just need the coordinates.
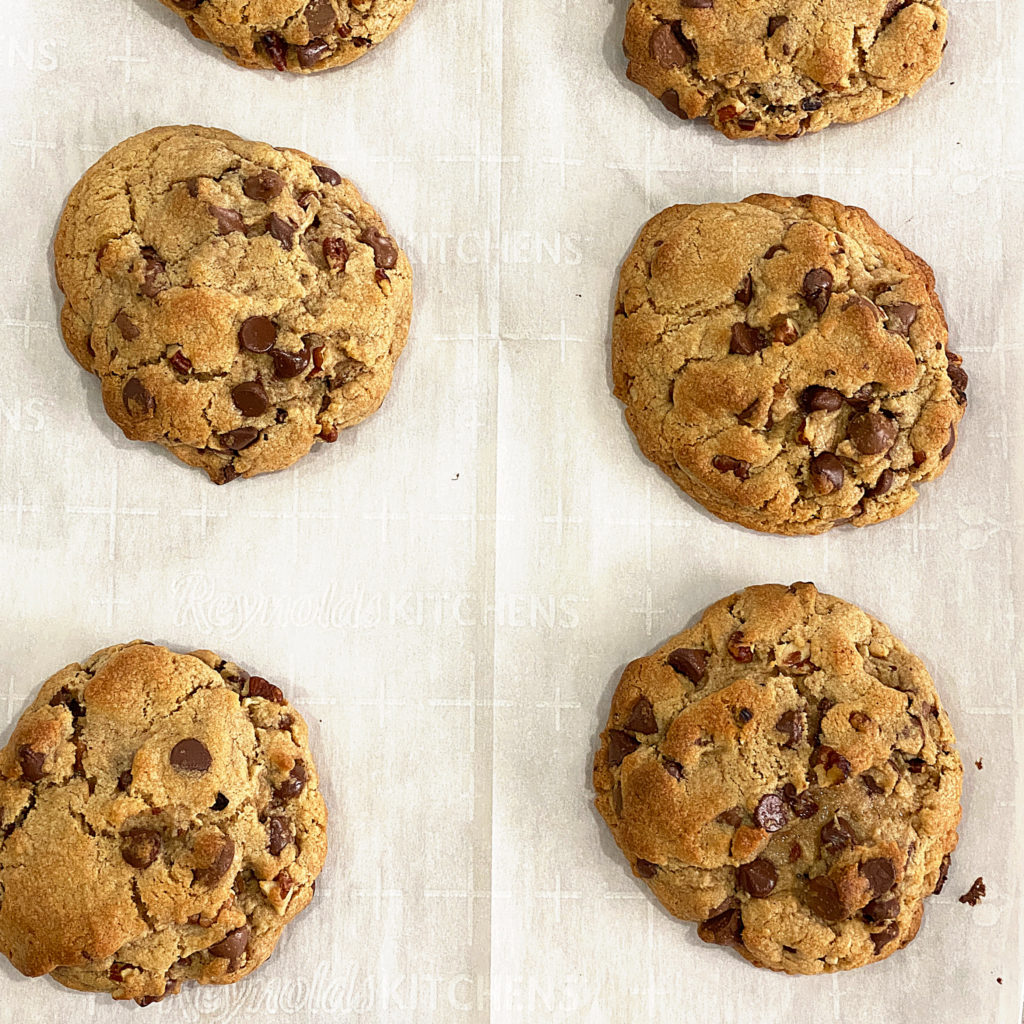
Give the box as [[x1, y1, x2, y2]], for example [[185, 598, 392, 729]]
[[0, 1, 1021, 1022]]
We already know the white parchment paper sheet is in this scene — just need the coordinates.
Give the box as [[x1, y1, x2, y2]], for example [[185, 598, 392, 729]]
[[0, 1, 1021, 1022]]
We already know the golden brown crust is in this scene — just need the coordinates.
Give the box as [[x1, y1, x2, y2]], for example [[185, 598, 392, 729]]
[[158, 0, 417, 73], [623, 0, 947, 140], [613, 194, 966, 535], [55, 125, 412, 483], [0, 642, 327, 1003], [594, 583, 962, 974]]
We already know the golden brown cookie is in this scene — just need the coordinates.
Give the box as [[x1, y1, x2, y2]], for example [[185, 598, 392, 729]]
[[613, 194, 966, 535], [55, 125, 412, 483], [594, 583, 962, 974], [160, 0, 418, 73], [0, 642, 327, 1003], [623, 0, 947, 140]]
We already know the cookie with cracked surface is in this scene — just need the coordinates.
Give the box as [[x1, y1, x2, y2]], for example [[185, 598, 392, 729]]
[[593, 582, 962, 974], [0, 642, 327, 1003], [159, 0, 417, 73], [55, 125, 412, 483], [624, 0, 947, 140], [613, 194, 966, 535]]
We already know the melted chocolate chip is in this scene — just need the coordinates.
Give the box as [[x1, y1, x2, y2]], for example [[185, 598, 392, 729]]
[[208, 926, 250, 962], [848, 411, 897, 455], [267, 815, 292, 855], [122, 378, 155, 417], [169, 738, 212, 773], [267, 213, 298, 250], [272, 344, 311, 379], [209, 205, 245, 235], [870, 922, 899, 954], [729, 323, 766, 355], [114, 311, 140, 340], [219, 427, 260, 452], [635, 859, 658, 878], [801, 386, 844, 413], [659, 90, 688, 119], [243, 170, 285, 202], [194, 838, 235, 886], [869, 469, 895, 498], [735, 274, 753, 305], [882, 302, 918, 336], [275, 762, 307, 800], [239, 316, 277, 353], [805, 876, 845, 921], [737, 858, 777, 898], [18, 747, 45, 782], [231, 381, 269, 418], [802, 269, 833, 315], [664, 760, 685, 780], [305, 0, 338, 36], [863, 895, 899, 922], [312, 163, 342, 186], [820, 817, 855, 853], [712, 455, 751, 480], [623, 696, 657, 734], [774, 710, 803, 748], [358, 227, 399, 269], [860, 859, 897, 896], [649, 23, 688, 67], [717, 806, 743, 827], [810, 452, 844, 495], [697, 907, 742, 946], [667, 648, 708, 683], [607, 730, 640, 767], [121, 828, 162, 869]]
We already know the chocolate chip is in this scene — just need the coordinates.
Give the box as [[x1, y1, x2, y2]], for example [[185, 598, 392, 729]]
[[717, 806, 743, 827], [861, 773, 885, 795], [734, 274, 753, 306], [729, 323, 765, 355], [359, 227, 399, 269], [869, 469, 895, 498], [209, 926, 250, 962], [267, 815, 292, 855], [305, 0, 338, 35], [848, 411, 897, 455], [801, 386, 844, 413], [122, 377, 156, 417], [323, 237, 349, 271], [607, 729, 640, 767], [753, 794, 788, 832], [763, 244, 786, 260], [231, 381, 269, 418], [169, 738, 212, 773], [846, 383, 875, 409], [811, 745, 852, 783], [209, 205, 246, 235], [117, 770, 133, 791], [808, 451, 844, 496], [635, 859, 658, 878], [870, 922, 899, 954], [247, 676, 285, 703], [933, 853, 951, 894], [727, 632, 753, 663], [712, 455, 751, 480], [120, 828, 162, 869], [737, 858, 777, 898], [948, 360, 968, 398], [940, 423, 956, 459], [801, 97, 823, 112], [195, 838, 235, 886], [736, 707, 753, 724], [297, 38, 331, 67], [623, 696, 657, 734], [169, 350, 192, 375], [243, 169, 285, 202], [263, 33, 288, 70], [697, 907, 742, 946], [140, 248, 166, 298], [114, 311, 140, 341], [275, 762, 307, 800], [312, 164, 342, 186], [664, 649, 707, 686], [18, 747, 45, 782], [219, 427, 260, 452], [272, 344, 311, 379], [211, 792, 229, 811], [820, 817, 855, 853], [802, 269, 833, 316], [775, 710, 803, 748], [863, 895, 899, 922], [268, 213, 298, 250], [664, 760, 685, 780], [238, 316, 277, 353], [882, 302, 918, 336], [649, 23, 688, 67], [858, 858, 897, 898], [805, 876, 845, 921], [767, 15, 787, 35], [659, 90, 688, 119]]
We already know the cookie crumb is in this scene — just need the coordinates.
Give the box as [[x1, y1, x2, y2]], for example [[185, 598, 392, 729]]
[[958, 878, 986, 906], [975, 758, 983, 770], [997, 978, 1002, 985]]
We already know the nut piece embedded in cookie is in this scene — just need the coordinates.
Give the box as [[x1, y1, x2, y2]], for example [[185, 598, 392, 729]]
[[156, 0, 419, 73], [54, 125, 412, 484], [593, 582, 962, 974], [0, 642, 328, 1003], [622, 0, 948, 140], [612, 194, 966, 535]]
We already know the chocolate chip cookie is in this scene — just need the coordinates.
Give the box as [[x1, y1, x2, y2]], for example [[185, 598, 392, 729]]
[[594, 582, 962, 974], [160, 0, 417, 73], [55, 125, 412, 483], [0, 642, 327, 1003], [613, 194, 966, 535], [624, 1, 947, 140]]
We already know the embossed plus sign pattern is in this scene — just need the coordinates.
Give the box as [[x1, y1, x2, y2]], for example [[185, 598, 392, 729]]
[[0, 0, 1022, 1021]]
